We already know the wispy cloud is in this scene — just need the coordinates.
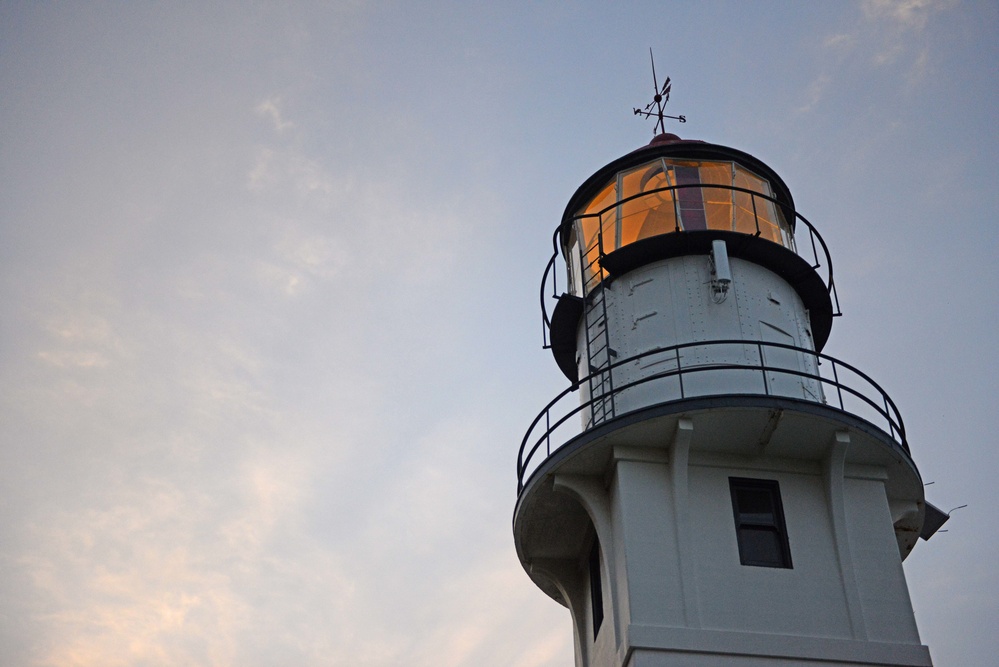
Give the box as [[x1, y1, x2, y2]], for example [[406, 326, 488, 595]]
[[861, 0, 954, 65], [862, 0, 943, 31], [35, 295, 124, 370], [18, 468, 354, 666], [258, 226, 349, 296], [246, 147, 345, 197], [823, 33, 854, 49], [256, 97, 295, 133], [796, 74, 832, 114], [799, 0, 954, 113]]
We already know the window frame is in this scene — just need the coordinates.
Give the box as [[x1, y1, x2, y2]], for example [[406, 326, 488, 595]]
[[729, 477, 793, 569], [588, 539, 604, 638]]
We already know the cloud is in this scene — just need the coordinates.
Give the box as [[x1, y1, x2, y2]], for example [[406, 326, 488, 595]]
[[1, 410, 567, 665], [1, 76, 506, 664], [862, 0, 943, 31], [34, 294, 124, 370], [257, 226, 350, 296], [245, 138, 470, 296], [796, 74, 831, 114], [18, 479, 241, 666], [823, 33, 854, 49], [256, 97, 295, 133], [15, 464, 359, 666], [36, 349, 110, 369], [247, 147, 345, 197], [801, 0, 955, 115], [861, 0, 954, 66]]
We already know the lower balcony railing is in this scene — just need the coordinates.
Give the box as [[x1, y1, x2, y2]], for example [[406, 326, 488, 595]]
[[517, 339, 907, 494]]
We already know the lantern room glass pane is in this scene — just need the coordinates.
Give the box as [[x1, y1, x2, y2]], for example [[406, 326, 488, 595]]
[[635, 161, 678, 240], [698, 163, 732, 197], [619, 164, 654, 247], [579, 181, 614, 249], [617, 161, 681, 246], [734, 166, 788, 245], [577, 182, 614, 289]]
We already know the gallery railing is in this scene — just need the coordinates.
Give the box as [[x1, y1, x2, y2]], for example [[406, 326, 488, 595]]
[[517, 339, 907, 494]]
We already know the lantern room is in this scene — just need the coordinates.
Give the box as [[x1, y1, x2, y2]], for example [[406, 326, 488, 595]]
[[564, 135, 794, 297], [546, 134, 838, 384]]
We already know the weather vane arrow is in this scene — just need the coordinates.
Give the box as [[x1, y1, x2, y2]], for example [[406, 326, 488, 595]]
[[633, 48, 686, 135]]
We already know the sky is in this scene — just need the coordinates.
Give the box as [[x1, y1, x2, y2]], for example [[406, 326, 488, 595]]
[[1, 1, 996, 665]]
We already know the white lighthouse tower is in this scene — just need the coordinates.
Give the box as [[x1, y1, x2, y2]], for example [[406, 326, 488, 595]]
[[512, 131, 948, 667]]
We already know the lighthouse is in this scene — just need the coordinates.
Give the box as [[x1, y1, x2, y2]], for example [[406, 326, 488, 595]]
[[512, 131, 947, 666]]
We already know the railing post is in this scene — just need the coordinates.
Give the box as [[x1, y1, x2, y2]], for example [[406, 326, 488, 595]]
[[832, 360, 844, 410], [811, 350, 824, 403], [810, 228, 820, 269], [673, 186, 682, 232], [552, 256, 558, 297], [676, 347, 684, 398], [759, 342, 769, 395], [545, 410, 551, 457], [540, 253, 555, 349], [883, 395, 893, 440], [598, 212, 606, 259], [752, 193, 761, 236]]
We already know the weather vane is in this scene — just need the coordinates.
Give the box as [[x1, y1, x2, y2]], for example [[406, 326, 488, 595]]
[[633, 48, 686, 135]]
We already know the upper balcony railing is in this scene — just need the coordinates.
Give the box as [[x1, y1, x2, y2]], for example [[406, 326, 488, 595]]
[[517, 339, 908, 494], [541, 184, 840, 347]]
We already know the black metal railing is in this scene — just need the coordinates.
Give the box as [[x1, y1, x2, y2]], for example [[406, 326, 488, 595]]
[[517, 339, 907, 493], [539, 184, 841, 348], [540, 228, 561, 349]]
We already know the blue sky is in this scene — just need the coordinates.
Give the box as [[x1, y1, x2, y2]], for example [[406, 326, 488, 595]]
[[1, 1, 996, 665]]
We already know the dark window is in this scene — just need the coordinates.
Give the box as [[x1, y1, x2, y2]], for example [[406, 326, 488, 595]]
[[588, 539, 604, 638], [729, 478, 792, 568]]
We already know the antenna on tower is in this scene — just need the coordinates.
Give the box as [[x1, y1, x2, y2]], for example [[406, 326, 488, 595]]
[[633, 48, 686, 135]]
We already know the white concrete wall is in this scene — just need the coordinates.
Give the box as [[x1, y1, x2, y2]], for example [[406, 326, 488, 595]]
[[689, 463, 854, 638], [843, 477, 921, 644], [555, 429, 927, 666]]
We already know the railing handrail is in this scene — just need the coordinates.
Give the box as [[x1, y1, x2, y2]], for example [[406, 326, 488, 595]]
[[517, 338, 908, 493]]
